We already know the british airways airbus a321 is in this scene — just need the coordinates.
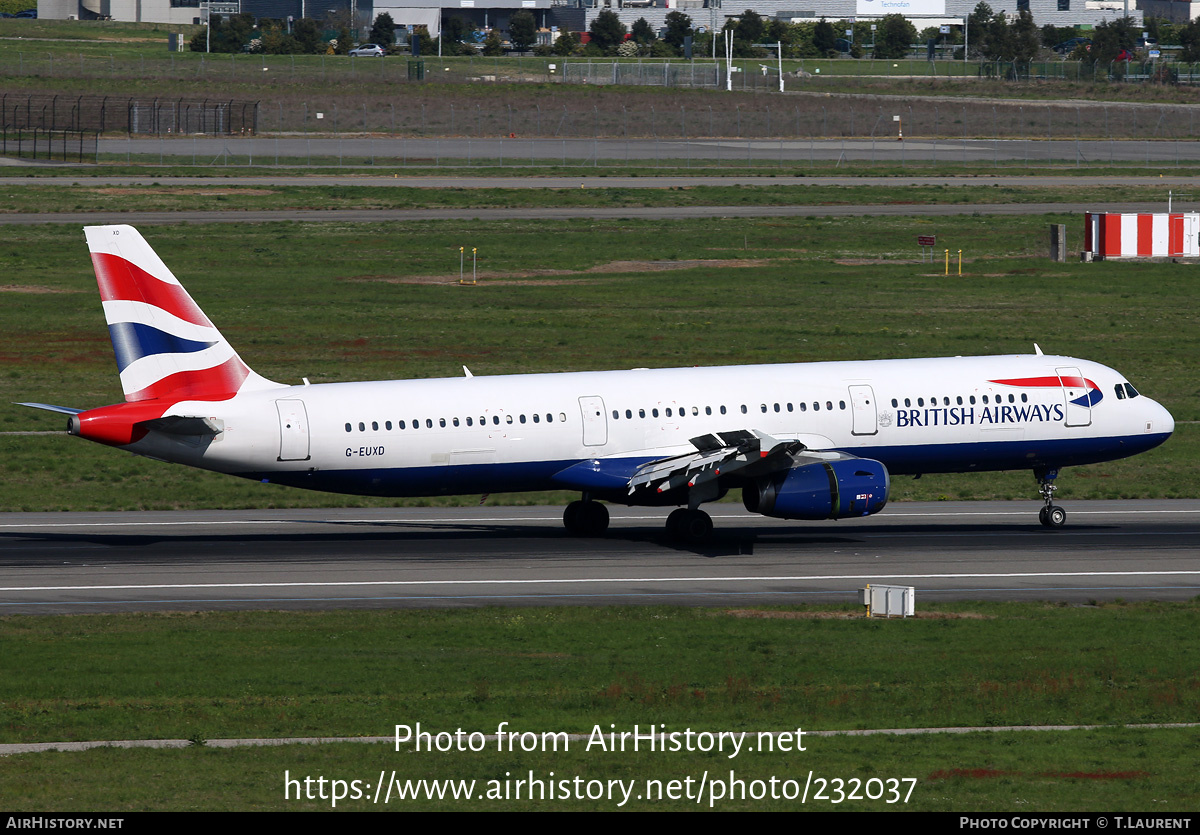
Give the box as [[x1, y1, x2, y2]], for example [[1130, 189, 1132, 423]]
[[21, 225, 1174, 543]]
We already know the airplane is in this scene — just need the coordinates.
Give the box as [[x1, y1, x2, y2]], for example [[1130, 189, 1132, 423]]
[[20, 225, 1175, 543]]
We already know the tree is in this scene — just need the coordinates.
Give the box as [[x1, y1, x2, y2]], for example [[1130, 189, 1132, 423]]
[[1179, 18, 1200, 63], [1010, 9, 1040, 62], [588, 10, 626, 53], [734, 8, 765, 45], [369, 12, 395, 48], [553, 31, 579, 56], [874, 13, 916, 59], [813, 18, 837, 55], [663, 11, 691, 49], [967, 1, 993, 56], [481, 29, 505, 56], [509, 9, 537, 52], [631, 17, 655, 45], [292, 18, 325, 54], [1088, 17, 1137, 65]]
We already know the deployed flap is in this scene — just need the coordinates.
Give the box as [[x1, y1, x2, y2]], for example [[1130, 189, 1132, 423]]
[[628, 430, 807, 497]]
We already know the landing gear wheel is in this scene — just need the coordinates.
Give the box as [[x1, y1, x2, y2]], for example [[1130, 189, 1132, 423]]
[[665, 508, 690, 540], [1035, 469, 1065, 529], [666, 508, 713, 544], [1046, 505, 1066, 528], [564, 500, 609, 537]]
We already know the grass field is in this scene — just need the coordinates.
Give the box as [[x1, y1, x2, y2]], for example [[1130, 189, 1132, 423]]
[[0, 214, 1195, 510], [0, 182, 1188, 215], [1, 602, 1198, 810]]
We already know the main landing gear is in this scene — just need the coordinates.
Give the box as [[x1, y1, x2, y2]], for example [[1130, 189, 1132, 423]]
[[563, 499, 609, 537], [665, 507, 713, 544], [561, 498, 716, 544], [1036, 469, 1066, 528]]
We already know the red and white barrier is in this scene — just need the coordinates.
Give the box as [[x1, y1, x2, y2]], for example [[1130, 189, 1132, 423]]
[[1084, 212, 1200, 259]]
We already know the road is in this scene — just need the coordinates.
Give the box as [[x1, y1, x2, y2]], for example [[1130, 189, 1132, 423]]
[[97, 136, 1200, 165], [2, 501, 1197, 613]]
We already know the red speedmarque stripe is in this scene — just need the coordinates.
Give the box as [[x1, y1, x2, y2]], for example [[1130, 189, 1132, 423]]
[[91, 252, 211, 327]]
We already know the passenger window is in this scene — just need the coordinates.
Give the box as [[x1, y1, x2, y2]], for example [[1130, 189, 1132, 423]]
[[839, 401, 846, 410], [740, 405, 748, 414], [800, 402, 807, 412], [666, 408, 672, 417], [506, 415, 513, 424], [891, 399, 898, 408], [652, 408, 659, 418], [639, 409, 646, 418], [426, 419, 433, 428], [358, 422, 365, 431], [1021, 394, 1028, 403], [626, 409, 632, 419], [399, 420, 406, 430], [344, 423, 352, 433], [720, 406, 727, 415], [466, 417, 472, 426], [1008, 394, 1015, 403], [372, 421, 379, 431], [826, 401, 833, 410], [612, 410, 619, 419], [493, 416, 499, 425], [904, 398, 911, 407], [533, 414, 540, 423], [761, 404, 768, 413], [813, 402, 820, 412]]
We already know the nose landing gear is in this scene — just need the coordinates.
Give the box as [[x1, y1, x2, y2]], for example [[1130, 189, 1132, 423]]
[[1036, 470, 1066, 528]]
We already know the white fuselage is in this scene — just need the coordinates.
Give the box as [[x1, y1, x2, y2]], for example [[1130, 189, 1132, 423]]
[[126, 353, 1174, 501]]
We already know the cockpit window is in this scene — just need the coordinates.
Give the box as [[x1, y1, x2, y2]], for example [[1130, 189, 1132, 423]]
[[1124, 383, 1139, 399], [1115, 385, 1126, 400]]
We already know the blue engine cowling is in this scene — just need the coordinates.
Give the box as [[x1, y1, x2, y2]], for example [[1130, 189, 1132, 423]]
[[742, 458, 890, 520]]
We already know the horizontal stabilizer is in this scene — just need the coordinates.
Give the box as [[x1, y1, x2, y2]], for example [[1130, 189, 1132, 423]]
[[16, 402, 85, 416]]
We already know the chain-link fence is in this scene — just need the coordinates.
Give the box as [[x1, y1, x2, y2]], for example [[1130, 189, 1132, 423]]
[[1, 127, 98, 163], [0, 94, 258, 135]]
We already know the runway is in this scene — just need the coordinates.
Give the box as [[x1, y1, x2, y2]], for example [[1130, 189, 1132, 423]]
[[1, 500, 1197, 614]]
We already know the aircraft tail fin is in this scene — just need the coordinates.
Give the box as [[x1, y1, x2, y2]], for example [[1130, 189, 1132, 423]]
[[84, 225, 281, 403]]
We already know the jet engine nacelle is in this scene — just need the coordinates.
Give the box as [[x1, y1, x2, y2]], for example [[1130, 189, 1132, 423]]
[[743, 458, 890, 520]]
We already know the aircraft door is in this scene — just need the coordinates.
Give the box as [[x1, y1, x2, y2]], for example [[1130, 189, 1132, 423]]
[[578, 395, 608, 447], [848, 385, 878, 436], [1056, 367, 1092, 428], [276, 399, 311, 461]]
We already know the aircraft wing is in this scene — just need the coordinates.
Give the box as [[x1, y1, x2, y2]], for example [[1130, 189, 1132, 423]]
[[626, 430, 868, 498], [552, 429, 857, 498]]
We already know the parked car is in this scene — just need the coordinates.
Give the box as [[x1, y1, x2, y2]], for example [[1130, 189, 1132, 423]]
[[1053, 37, 1091, 54], [348, 44, 385, 57], [1116, 48, 1133, 61]]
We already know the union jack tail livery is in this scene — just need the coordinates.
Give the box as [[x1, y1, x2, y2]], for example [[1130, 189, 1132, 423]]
[[85, 225, 278, 403]]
